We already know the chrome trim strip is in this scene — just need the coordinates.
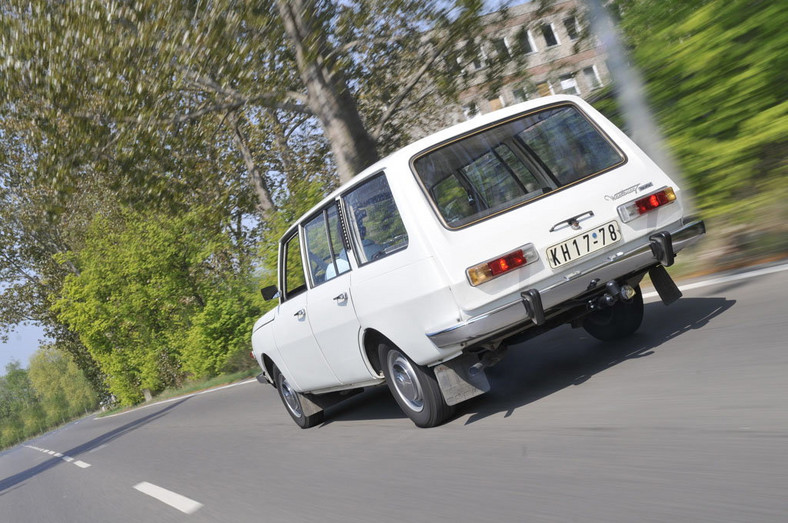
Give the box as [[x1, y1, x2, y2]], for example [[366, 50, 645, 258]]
[[550, 210, 595, 232]]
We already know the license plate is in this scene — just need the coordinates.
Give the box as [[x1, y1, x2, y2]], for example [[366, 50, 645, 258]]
[[547, 220, 622, 269]]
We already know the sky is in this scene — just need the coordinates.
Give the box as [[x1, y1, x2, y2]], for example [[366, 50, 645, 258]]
[[1, 323, 45, 374]]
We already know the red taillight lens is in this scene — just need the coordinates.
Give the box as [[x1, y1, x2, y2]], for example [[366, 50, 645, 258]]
[[617, 187, 676, 222], [488, 250, 526, 276], [467, 244, 538, 286], [636, 191, 672, 214]]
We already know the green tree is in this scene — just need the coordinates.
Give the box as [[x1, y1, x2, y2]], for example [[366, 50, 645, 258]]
[[1, 0, 510, 204], [0, 361, 37, 447], [1, 1, 515, 400], [53, 209, 262, 404], [614, 0, 788, 219], [28, 346, 98, 422]]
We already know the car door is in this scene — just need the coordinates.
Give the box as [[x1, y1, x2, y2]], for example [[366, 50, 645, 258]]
[[272, 230, 340, 392], [302, 202, 373, 384]]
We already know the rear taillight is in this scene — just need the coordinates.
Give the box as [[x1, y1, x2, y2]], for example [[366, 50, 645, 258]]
[[467, 244, 538, 286], [617, 187, 676, 222]]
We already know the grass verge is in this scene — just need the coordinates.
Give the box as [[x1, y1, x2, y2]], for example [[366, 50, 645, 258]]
[[96, 367, 259, 418]]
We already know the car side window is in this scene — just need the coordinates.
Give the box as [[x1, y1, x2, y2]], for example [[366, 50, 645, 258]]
[[282, 233, 307, 300], [303, 202, 350, 285], [343, 173, 408, 265]]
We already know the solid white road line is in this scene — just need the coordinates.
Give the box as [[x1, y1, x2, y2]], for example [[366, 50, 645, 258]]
[[643, 262, 788, 301], [98, 378, 257, 419], [133, 482, 203, 515]]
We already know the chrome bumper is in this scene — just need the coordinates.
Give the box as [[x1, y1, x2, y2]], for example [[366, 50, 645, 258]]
[[427, 219, 705, 348]]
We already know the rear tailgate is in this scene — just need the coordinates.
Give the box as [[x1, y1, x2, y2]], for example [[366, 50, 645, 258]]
[[434, 159, 683, 315], [409, 99, 684, 318]]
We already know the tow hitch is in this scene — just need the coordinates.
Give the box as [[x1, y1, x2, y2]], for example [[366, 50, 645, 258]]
[[588, 280, 637, 311]]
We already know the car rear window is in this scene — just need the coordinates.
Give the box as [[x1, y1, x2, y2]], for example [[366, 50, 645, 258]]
[[412, 104, 625, 228]]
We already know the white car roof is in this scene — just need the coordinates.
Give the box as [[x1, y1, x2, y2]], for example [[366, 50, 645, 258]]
[[285, 94, 584, 237]]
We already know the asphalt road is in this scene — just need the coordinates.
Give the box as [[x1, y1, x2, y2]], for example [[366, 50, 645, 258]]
[[2, 264, 787, 522]]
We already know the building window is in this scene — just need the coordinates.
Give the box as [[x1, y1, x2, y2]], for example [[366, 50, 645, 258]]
[[583, 65, 602, 90], [463, 102, 479, 120], [492, 37, 511, 59], [559, 74, 580, 95], [512, 87, 529, 103], [541, 23, 560, 47], [563, 17, 580, 41], [469, 55, 483, 71], [464, 41, 486, 71], [446, 56, 462, 74], [488, 96, 505, 111], [536, 82, 554, 97], [517, 29, 536, 54]]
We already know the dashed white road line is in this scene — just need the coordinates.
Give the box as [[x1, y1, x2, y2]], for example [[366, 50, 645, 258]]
[[23, 446, 204, 514], [134, 482, 203, 515], [644, 263, 788, 301], [24, 445, 91, 468]]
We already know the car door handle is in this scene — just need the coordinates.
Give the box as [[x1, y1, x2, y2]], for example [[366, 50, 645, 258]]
[[333, 292, 348, 302], [293, 309, 305, 318]]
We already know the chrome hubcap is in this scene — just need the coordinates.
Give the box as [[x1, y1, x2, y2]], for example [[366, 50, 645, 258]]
[[387, 350, 424, 413], [279, 375, 302, 418]]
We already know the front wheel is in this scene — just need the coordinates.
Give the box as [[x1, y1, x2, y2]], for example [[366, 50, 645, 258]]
[[583, 285, 644, 341], [378, 343, 453, 428], [275, 369, 324, 429]]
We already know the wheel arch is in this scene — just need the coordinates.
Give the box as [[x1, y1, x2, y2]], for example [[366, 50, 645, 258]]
[[361, 328, 392, 378], [261, 353, 279, 387]]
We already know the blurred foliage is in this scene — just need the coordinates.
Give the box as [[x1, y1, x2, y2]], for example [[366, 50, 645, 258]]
[[1, 355, 97, 450], [613, 0, 788, 221], [3, 0, 783, 411], [0, 1, 512, 406]]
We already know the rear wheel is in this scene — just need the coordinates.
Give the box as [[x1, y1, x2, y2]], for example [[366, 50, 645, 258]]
[[378, 343, 453, 428], [274, 369, 324, 429], [583, 285, 644, 341]]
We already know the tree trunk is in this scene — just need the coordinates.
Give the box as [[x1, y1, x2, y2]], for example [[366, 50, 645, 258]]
[[228, 111, 276, 217], [276, 0, 380, 184]]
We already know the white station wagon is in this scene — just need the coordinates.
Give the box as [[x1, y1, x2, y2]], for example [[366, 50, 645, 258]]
[[251, 95, 705, 428]]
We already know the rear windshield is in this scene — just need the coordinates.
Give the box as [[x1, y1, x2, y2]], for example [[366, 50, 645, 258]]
[[412, 104, 625, 228]]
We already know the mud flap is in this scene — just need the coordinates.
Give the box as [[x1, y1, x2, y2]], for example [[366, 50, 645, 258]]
[[434, 353, 491, 406], [648, 264, 682, 305], [301, 388, 363, 415]]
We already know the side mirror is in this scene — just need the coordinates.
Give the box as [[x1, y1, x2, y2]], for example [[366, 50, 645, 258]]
[[261, 285, 280, 301]]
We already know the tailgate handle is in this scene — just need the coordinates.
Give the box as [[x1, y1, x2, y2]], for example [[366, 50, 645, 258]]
[[550, 210, 594, 232]]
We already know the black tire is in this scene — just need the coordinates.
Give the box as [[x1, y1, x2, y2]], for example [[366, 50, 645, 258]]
[[274, 369, 324, 429], [378, 343, 454, 428], [583, 284, 644, 341]]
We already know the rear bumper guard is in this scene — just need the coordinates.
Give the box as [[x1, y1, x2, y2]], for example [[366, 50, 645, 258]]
[[427, 219, 705, 348]]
